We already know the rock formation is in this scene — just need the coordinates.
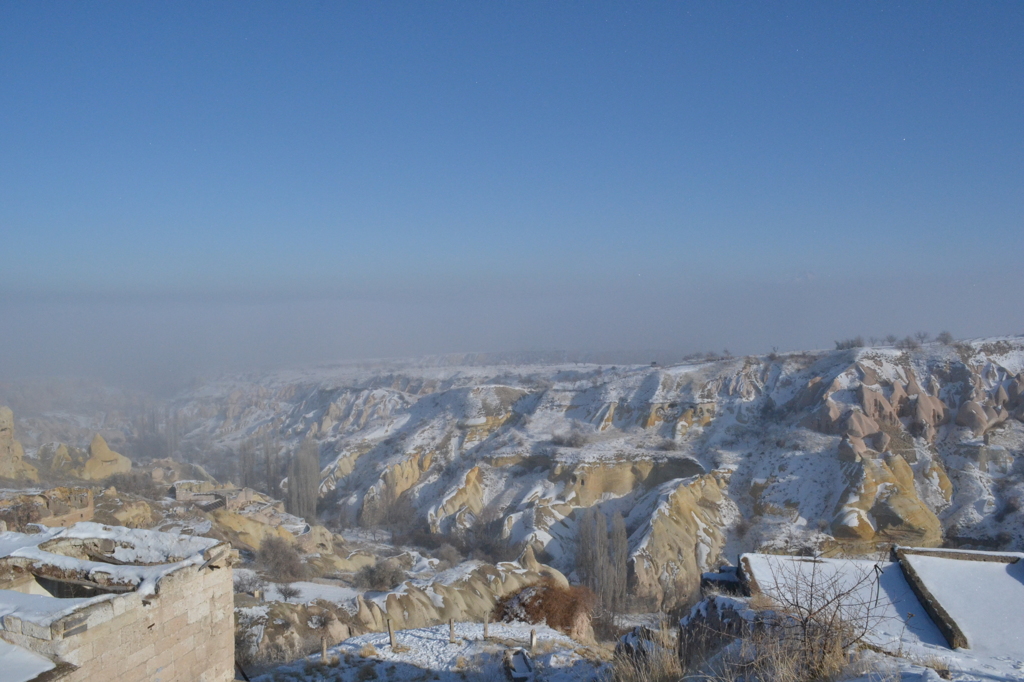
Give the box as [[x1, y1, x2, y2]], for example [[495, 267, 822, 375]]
[[44, 434, 132, 480], [629, 471, 735, 609], [0, 407, 39, 481]]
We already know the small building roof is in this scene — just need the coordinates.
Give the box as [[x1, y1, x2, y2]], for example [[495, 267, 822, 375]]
[[0, 638, 55, 682]]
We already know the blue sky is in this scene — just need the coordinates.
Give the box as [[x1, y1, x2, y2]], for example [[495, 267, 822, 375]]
[[1, 2, 1022, 382]]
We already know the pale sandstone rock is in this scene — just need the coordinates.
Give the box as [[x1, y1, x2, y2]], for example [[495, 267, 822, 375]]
[[630, 471, 732, 610], [955, 401, 990, 435], [831, 454, 941, 548], [348, 555, 570, 634], [0, 406, 39, 482], [84, 434, 132, 478], [209, 508, 296, 551]]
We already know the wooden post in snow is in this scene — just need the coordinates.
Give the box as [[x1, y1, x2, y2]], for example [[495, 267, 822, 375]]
[[483, 615, 489, 640], [321, 636, 328, 663], [449, 618, 456, 644], [530, 628, 537, 651], [387, 619, 396, 648]]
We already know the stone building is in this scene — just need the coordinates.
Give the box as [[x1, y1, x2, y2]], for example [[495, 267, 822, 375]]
[[0, 522, 235, 681], [0, 488, 95, 532]]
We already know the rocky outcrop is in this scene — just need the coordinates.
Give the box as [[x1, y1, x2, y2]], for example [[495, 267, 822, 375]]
[[208, 508, 299, 551], [558, 458, 704, 508], [44, 434, 132, 480], [80, 434, 133, 479], [427, 466, 485, 532], [831, 453, 942, 548], [235, 597, 353, 664], [0, 407, 39, 482], [629, 471, 735, 610], [350, 550, 568, 633]]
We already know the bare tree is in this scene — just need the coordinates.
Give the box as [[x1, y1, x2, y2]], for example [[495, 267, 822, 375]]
[[239, 438, 258, 489], [834, 337, 864, 350], [577, 508, 609, 609], [687, 556, 894, 682], [262, 436, 281, 498], [258, 536, 303, 581], [609, 511, 629, 614], [577, 507, 629, 616], [287, 438, 320, 522], [277, 584, 301, 602], [895, 336, 920, 350]]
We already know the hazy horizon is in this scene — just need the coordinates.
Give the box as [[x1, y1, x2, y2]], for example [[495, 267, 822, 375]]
[[2, 3, 1022, 391]]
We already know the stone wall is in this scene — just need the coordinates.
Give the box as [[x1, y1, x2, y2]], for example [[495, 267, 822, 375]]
[[0, 560, 234, 681]]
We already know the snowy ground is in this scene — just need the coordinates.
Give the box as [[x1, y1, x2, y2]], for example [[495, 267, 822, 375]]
[[251, 622, 608, 682], [263, 580, 362, 610]]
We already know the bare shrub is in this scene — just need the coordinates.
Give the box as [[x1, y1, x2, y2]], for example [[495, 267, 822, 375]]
[[0, 502, 42, 533], [895, 336, 920, 350], [936, 331, 955, 345], [354, 559, 405, 591], [834, 337, 864, 351], [355, 661, 378, 680], [551, 429, 590, 448], [435, 543, 462, 568], [278, 584, 301, 602], [234, 572, 266, 594], [613, 625, 682, 682], [459, 507, 522, 563], [655, 438, 679, 451], [258, 536, 304, 582], [687, 556, 892, 682]]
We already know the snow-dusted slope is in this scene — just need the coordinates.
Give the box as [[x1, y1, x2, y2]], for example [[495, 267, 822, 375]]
[[18, 338, 1024, 609]]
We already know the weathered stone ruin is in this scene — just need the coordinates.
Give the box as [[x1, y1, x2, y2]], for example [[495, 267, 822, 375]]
[[0, 488, 94, 532], [0, 522, 235, 681]]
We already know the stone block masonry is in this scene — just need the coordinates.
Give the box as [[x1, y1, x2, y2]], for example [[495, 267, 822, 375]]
[[0, 523, 236, 682]]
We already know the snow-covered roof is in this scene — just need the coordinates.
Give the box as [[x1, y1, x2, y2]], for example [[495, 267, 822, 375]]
[[742, 548, 1024, 666], [0, 522, 226, 596], [0, 638, 55, 682], [740, 553, 946, 651], [896, 546, 1024, 658]]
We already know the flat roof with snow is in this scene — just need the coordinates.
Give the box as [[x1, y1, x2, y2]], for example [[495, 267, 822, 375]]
[[741, 548, 1024, 660]]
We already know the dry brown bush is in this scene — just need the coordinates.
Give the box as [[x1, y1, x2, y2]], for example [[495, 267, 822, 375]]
[[491, 578, 595, 636]]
